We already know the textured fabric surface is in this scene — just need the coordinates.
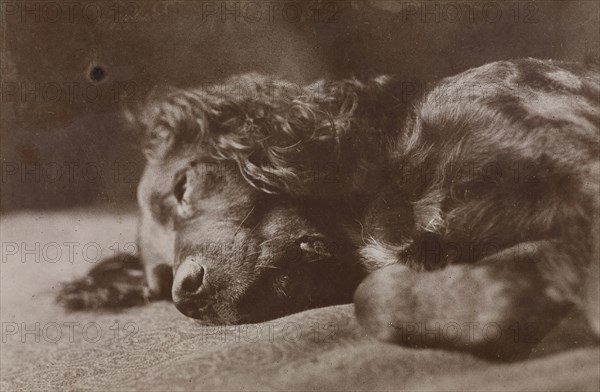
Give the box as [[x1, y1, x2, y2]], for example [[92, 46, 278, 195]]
[[1, 210, 599, 391]]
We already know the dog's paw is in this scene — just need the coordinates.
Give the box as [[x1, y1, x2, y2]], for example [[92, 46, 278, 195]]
[[56, 276, 151, 310], [56, 255, 151, 310], [353, 263, 565, 360]]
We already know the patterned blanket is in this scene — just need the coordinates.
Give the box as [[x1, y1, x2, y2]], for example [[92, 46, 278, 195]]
[[1, 210, 598, 391]]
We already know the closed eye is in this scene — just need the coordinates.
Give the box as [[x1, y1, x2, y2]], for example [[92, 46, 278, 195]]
[[174, 172, 187, 203]]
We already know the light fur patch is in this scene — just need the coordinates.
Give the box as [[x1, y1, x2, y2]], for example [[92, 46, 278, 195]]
[[413, 188, 445, 233], [360, 239, 410, 272], [523, 91, 599, 131], [545, 70, 583, 90]]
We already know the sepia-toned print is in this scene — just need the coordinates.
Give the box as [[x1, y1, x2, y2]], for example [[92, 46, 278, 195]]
[[1, 1, 598, 391]]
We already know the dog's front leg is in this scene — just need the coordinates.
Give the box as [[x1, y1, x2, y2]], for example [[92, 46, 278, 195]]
[[354, 240, 582, 360], [57, 254, 172, 310]]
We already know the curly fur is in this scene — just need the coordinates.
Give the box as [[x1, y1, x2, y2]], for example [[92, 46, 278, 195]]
[[60, 59, 599, 360], [133, 73, 395, 196]]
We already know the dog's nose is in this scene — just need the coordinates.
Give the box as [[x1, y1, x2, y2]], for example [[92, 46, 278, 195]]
[[172, 257, 208, 298], [180, 264, 205, 293]]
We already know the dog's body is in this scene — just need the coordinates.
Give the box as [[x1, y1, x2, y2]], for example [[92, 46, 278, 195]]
[[354, 59, 600, 358], [59, 59, 599, 358]]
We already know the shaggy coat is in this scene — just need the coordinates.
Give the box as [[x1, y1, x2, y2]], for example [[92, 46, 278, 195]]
[[59, 59, 599, 359]]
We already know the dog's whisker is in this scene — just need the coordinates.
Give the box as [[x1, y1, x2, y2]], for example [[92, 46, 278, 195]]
[[256, 265, 281, 269], [233, 205, 256, 239], [354, 219, 367, 245], [258, 236, 286, 247]]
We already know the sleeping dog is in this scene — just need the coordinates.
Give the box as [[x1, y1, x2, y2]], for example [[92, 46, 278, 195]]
[[59, 59, 599, 358]]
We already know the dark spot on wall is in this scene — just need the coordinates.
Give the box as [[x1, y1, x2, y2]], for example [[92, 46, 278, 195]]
[[89, 66, 106, 83]]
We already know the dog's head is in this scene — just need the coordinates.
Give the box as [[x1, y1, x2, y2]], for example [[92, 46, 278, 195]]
[[131, 73, 393, 323], [168, 159, 364, 323]]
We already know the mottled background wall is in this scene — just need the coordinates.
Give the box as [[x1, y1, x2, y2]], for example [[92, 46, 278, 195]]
[[1, 0, 598, 211]]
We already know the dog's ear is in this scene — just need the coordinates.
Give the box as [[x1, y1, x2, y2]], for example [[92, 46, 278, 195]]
[[201, 75, 396, 197], [134, 76, 292, 165], [133, 75, 395, 196]]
